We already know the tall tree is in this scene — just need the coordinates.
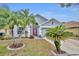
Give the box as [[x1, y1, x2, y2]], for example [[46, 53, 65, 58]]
[[0, 4, 10, 34], [19, 9, 36, 37], [19, 9, 36, 27]]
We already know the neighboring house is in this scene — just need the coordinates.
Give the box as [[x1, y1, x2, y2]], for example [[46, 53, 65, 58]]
[[64, 21, 79, 36], [13, 14, 60, 38]]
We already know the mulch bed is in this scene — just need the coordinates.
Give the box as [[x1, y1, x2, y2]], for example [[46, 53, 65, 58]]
[[9, 43, 23, 48]]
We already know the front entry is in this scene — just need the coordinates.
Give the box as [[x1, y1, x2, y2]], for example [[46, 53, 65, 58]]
[[33, 27, 37, 36]]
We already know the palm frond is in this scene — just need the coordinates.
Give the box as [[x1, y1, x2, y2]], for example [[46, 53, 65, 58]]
[[45, 24, 74, 41]]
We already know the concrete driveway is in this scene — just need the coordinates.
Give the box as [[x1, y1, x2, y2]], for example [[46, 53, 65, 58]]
[[61, 39, 79, 55], [45, 38, 79, 56]]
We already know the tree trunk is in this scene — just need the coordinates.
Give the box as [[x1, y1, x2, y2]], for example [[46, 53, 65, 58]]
[[11, 28, 16, 45], [54, 40, 61, 54], [5, 28, 7, 35], [12, 29, 14, 37]]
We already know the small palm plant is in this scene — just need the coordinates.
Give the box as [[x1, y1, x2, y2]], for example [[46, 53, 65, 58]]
[[45, 24, 73, 54]]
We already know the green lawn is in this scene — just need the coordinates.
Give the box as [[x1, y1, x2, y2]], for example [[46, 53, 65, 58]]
[[0, 45, 9, 55], [0, 38, 55, 56]]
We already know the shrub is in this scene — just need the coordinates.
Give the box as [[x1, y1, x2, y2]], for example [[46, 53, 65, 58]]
[[0, 35, 11, 40], [0, 36, 4, 40], [3, 35, 11, 40]]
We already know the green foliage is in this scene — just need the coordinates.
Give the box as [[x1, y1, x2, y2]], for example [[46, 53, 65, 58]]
[[0, 36, 4, 40], [0, 5, 10, 30], [0, 34, 11, 40], [4, 35, 11, 40], [19, 9, 36, 28], [46, 24, 73, 41], [0, 45, 8, 55], [0, 4, 36, 38], [0, 4, 36, 30], [45, 24, 74, 52]]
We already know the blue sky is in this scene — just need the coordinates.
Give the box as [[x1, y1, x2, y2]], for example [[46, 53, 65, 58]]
[[0, 3, 79, 22]]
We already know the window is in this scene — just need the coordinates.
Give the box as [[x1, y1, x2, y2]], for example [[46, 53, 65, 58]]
[[18, 31, 22, 34], [18, 27, 24, 34]]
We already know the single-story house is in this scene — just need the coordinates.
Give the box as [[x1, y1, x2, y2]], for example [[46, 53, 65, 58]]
[[13, 14, 60, 38]]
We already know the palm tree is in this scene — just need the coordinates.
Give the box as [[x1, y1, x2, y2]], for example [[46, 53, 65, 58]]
[[0, 4, 22, 37], [19, 9, 36, 37], [0, 5, 11, 40], [0, 5, 20, 42], [45, 24, 73, 54], [0, 18, 6, 29], [7, 12, 20, 38], [0, 17, 7, 40]]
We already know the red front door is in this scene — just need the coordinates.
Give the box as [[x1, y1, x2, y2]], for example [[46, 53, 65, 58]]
[[33, 27, 37, 36]]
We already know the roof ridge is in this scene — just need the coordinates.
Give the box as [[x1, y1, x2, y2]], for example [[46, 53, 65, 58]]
[[35, 14, 48, 20]]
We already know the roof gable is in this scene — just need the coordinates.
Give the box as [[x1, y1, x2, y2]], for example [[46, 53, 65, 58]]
[[35, 14, 48, 25], [41, 18, 60, 26]]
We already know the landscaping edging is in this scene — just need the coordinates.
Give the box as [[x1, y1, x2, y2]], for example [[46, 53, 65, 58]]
[[7, 43, 25, 50]]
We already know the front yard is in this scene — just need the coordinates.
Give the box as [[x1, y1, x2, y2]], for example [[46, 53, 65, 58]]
[[0, 38, 55, 56]]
